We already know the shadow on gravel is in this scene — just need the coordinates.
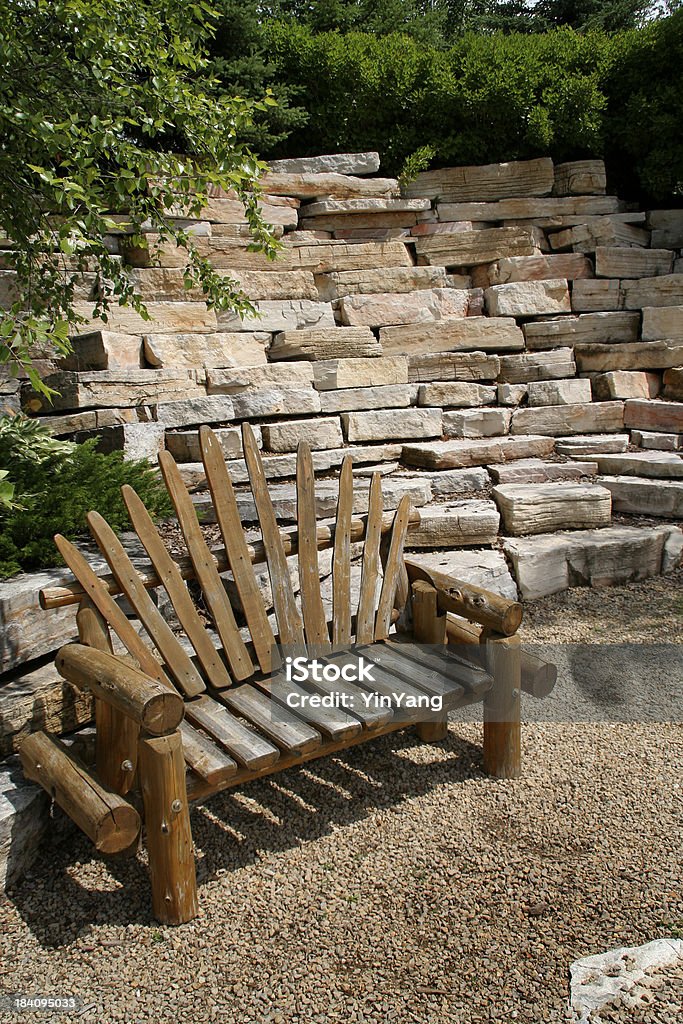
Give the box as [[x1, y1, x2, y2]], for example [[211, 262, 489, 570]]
[[7, 728, 483, 948]]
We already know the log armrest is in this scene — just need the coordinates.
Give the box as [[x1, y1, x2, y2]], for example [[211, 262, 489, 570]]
[[404, 559, 523, 636], [56, 643, 184, 736]]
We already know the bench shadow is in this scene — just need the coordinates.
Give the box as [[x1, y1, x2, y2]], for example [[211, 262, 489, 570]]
[[7, 728, 485, 948]]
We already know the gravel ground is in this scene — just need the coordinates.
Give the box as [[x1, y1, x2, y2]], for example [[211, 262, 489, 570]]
[[1, 575, 682, 1024]]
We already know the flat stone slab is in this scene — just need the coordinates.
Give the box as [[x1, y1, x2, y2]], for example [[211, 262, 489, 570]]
[[260, 172, 397, 201], [527, 378, 592, 407], [623, 273, 683, 309], [1, 763, 50, 890], [406, 549, 517, 600], [261, 416, 343, 453], [71, 299, 217, 335], [574, 451, 683, 479], [591, 370, 660, 401], [414, 226, 542, 267], [22, 369, 205, 413], [438, 195, 619, 223], [664, 367, 683, 400], [401, 434, 555, 470], [303, 197, 430, 217], [199, 444, 404, 486], [624, 398, 683, 434], [571, 278, 624, 312], [165, 425, 263, 462], [0, 569, 81, 673], [555, 434, 630, 456], [523, 311, 640, 350], [497, 347, 576, 384], [488, 458, 598, 484], [493, 481, 612, 536], [342, 408, 441, 443], [268, 152, 381, 175], [599, 475, 683, 516], [483, 253, 592, 286], [504, 524, 682, 599], [553, 159, 607, 196], [408, 352, 500, 383], [268, 326, 380, 361], [206, 362, 314, 394], [595, 246, 674, 279], [62, 330, 143, 371], [575, 340, 683, 373], [312, 355, 408, 390], [442, 408, 511, 439], [642, 304, 683, 341], [403, 157, 554, 203], [548, 218, 649, 252], [380, 316, 524, 356], [417, 382, 496, 408], [315, 266, 451, 300], [406, 499, 500, 548], [319, 383, 414, 414], [143, 332, 270, 370], [230, 386, 321, 420], [217, 299, 335, 334], [339, 288, 477, 328], [151, 395, 235, 429], [510, 402, 624, 437], [0, 656, 93, 759], [485, 278, 570, 317], [632, 429, 683, 451]]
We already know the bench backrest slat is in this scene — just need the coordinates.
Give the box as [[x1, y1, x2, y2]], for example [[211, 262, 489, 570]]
[[297, 442, 332, 653], [355, 473, 384, 645], [331, 455, 353, 648]]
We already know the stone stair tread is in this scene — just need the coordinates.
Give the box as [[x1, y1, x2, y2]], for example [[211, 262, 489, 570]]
[[573, 451, 683, 478], [488, 458, 598, 484], [493, 481, 612, 537], [598, 476, 683, 517], [401, 435, 555, 470], [555, 434, 630, 456]]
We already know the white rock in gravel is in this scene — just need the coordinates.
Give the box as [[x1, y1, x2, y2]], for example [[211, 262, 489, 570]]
[[0, 764, 50, 889]]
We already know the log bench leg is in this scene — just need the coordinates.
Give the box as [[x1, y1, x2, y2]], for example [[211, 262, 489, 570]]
[[481, 631, 521, 779], [412, 581, 449, 743], [138, 731, 198, 925]]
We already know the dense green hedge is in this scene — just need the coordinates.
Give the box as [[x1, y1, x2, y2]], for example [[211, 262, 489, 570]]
[[249, 15, 682, 203]]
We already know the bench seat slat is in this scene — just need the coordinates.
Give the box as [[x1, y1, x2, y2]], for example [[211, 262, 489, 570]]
[[358, 643, 465, 705], [222, 684, 322, 756], [185, 695, 280, 771], [179, 720, 238, 786], [254, 677, 363, 742], [385, 639, 494, 697]]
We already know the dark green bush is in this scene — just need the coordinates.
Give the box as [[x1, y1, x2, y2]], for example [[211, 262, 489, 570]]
[[0, 416, 172, 579]]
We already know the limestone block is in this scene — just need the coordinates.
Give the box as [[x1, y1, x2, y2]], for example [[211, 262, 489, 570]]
[[0, 568, 83, 673], [260, 172, 397, 201], [485, 279, 570, 317], [71, 300, 217, 335], [552, 160, 607, 196], [438, 196, 619, 222], [22, 369, 205, 414], [631, 430, 683, 451], [591, 371, 660, 401], [599, 476, 683, 517], [401, 435, 555, 470], [193, 197, 297, 230], [642, 305, 683, 341], [313, 356, 408, 390], [151, 395, 235, 428], [206, 362, 314, 393], [37, 407, 141, 436], [94, 422, 166, 461], [315, 266, 450, 300], [416, 467, 490, 498], [403, 158, 554, 203], [511, 402, 624, 437], [623, 275, 683, 309], [217, 444, 403, 487], [489, 458, 598, 485], [143, 332, 269, 369], [523, 311, 640, 350], [548, 219, 649, 253], [293, 239, 412, 274], [443, 408, 511, 438], [61, 331, 142, 371], [417, 382, 497, 407], [407, 500, 501, 549], [571, 279, 625, 313], [342, 408, 441, 443], [165, 425, 262, 462], [575, 340, 683, 373], [0, 765, 50, 889], [498, 348, 576, 384], [217, 299, 334, 334], [380, 316, 524, 356], [414, 226, 543, 267], [485, 254, 592, 286], [408, 352, 501, 383], [504, 525, 680, 600], [319, 384, 414, 414], [595, 246, 673, 279], [338, 288, 477, 327], [302, 197, 430, 217], [129, 267, 319, 302], [647, 209, 683, 248], [555, 434, 629, 456], [406, 549, 518, 601], [231, 386, 322, 420], [497, 383, 528, 407], [623, 398, 683, 434], [224, 477, 432, 523], [574, 451, 683, 479], [494, 482, 612, 536], [527, 378, 593, 406], [663, 367, 683, 400], [269, 326, 380, 361], [261, 416, 343, 453], [268, 152, 381, 175]]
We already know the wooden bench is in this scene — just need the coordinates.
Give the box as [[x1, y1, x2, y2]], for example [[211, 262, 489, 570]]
[[20, 424, 547, 925]]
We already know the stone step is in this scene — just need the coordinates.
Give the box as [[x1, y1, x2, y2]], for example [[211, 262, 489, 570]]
[[268, 326, 380, 361], [590, 371, 660, 401], [414, 226, 543, 267], [510, 402, 625, 437], [408, 351, 500, 383], [405, 500, 500, 548], [475, 253, 592, 287], [493, 482, 612, 536], [178, 443, 404, 485], [497, 347, 576, 384], [379, 316, 524, 356], [595, 246, 673, 279], [574, 340, 683, 373], [338, 287, 479, 328], [403, 157, 554, 203], [206, 362, 314, 393], [341, 408, 442, 443], [401, 434, 555, 470], [573, 451, 683, 479], [438, 196, 619, 223], [406, 549, 518, 600], [144, 331, 270, 370], [315, 266, 457, 300], [623, 274, 683, 309], [642, 305, 683, 341], [484, 279, 570, 317], [523, 311, 640, 350], [554, 434, 630, 456], [623, 398, 683, 434], [442, 408, 511, 438], [664, 368, 683, 400], [599, 476, 683, 517], [488, 458, 598, 484], [22, 369, 205, 414], [631, 429, 683, 452], [504, 524, 683, 600]]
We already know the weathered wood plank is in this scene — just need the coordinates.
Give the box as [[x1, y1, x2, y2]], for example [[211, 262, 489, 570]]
[[296, 442, 331, 652], [374, 494, 412, 641], [185, 694, 280, 771], [355, 473, 383, 644], [332, 455, 353, 648], [222, 685, 321, 756]]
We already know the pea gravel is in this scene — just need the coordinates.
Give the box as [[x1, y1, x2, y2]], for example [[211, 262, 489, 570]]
[[0, 574, 681, 1024]]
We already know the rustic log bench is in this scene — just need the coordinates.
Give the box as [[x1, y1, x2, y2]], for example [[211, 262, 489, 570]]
[[20, 424, 550, 925]]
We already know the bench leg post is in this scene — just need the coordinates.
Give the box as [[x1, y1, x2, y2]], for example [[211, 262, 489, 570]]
[[412, 581, 449, 743], [481, 631, 521, 779], [138, 730, 198, 925]]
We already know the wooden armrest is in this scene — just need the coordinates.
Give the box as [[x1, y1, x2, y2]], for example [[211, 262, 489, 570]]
[[404, 559, 523, 636], [56, 644, 184, 735]]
